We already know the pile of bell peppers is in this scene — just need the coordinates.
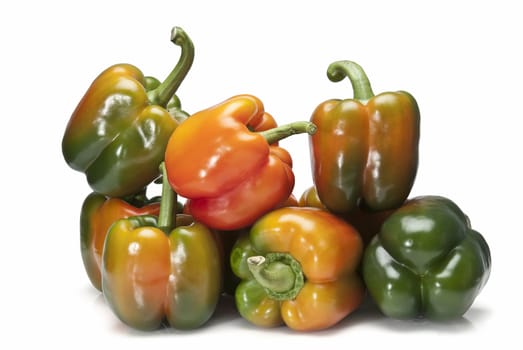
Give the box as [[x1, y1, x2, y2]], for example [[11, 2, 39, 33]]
[[62, 26, 491, 332]]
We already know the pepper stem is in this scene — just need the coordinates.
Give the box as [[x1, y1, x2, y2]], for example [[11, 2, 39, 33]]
[[327, 60, 375, 102], [147, 26, 195, 107], [258, 121, 317, 145], [247, 253, 304, 301], [157, 162, 177, 231]]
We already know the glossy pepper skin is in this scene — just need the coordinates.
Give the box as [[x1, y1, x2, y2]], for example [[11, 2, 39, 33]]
[[80, 191, 161, 291], [165, 94, 316, 230], [101, 164, 222, 331], [102, 215, 222, 330], [299, 185, 393, 246], [62, 27, 194, 197], [230, 207, 365, 331], [362, 196, 491, 320], [310, 60, 420, 213]]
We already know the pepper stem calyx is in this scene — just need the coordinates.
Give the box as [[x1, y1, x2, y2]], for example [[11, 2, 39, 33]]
[[247, 252, 304, 301]]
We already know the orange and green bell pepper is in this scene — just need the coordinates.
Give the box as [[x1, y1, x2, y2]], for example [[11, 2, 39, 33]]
[[101, 164, 222, 330], [363, 195, 491, 320], [80, 189, 184, 291], [309, 60, 420, 213], [62, 26, 194, 198], [230, 206, 365, 331], [80, 190, 161, 291], [164, 94, 316, 230]]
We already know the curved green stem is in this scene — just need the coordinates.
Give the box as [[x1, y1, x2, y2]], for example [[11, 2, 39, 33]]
[[158, 162, 177, 231], [258, 121, 317, 145], [327, 60, 375, 102], [247, 253, 304, 301], [147, 26, 194, 107]]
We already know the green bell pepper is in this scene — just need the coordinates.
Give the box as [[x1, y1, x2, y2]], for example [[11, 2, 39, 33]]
[[362, 195, 491, 320], [62, 26, 193, 197]]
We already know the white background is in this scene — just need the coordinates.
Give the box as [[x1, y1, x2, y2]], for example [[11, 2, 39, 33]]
[[1, 0, 520, 348]]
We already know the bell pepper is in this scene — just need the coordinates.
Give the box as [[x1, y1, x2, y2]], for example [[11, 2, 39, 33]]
[[230, 206, 365, 331], [299, 185, 393, 246], [164, 94, 316, 230], [362, 195, 491, 320], [80, 190, 161, 291], [309, 60, 420, 213], [62, 26, 194, 197], [101, 163, 222, 330]]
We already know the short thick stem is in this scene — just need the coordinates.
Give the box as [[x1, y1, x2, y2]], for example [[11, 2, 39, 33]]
[[247, 253, 304, 301], [327, 60, 375, 102], [147, 26, 194, 107], [258, 121, 317, 145]]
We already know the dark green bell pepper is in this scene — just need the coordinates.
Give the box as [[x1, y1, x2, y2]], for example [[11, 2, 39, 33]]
[[62, 26, 193, 197], [362, 195, 491, 320]]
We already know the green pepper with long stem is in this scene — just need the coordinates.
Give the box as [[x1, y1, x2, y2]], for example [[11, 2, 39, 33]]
[[62, 26, 194, 197], [101, 163, 222, 330]]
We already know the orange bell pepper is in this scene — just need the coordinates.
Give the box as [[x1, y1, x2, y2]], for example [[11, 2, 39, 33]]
[[230, 206, 365, 331], [164, 94, 315, 230]]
